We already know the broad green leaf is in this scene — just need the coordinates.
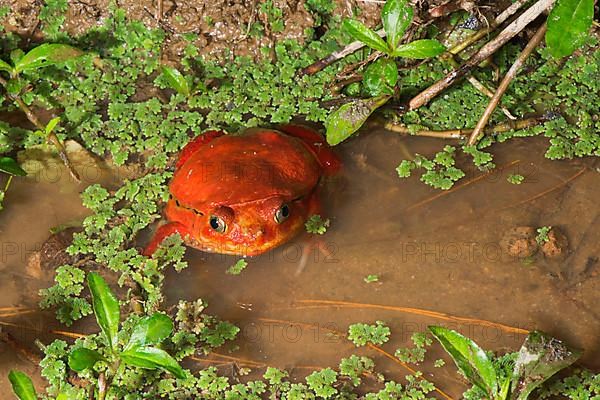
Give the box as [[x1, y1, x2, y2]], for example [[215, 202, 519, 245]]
[[120, 346, 186, 379], [546, 0, 595, 58], [342, 19, 389, 54], [382, 0, 413, 50], [363, 58, 398, 96], [45, 117, 61, 135], [8, 370, 37, 400], [87, 272, 120, 350], [126, 313, 173, 350], [429, 326, 498, 397], [14, 44, 83, 73], [0, 59, 13, 74], [68, 348, 104, 372], [392, 39, 446, 58], [325, 95, 391, 146], [162, 66, 190, 96], [0, 157, 27, 176], [511, 331, 581, 400]]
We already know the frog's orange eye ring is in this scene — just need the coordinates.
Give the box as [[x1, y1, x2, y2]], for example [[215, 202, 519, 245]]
[[209, 215, 227, 233], [274, 204, 290, 224]]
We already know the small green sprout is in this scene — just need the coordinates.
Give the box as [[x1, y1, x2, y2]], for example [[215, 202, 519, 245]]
[[507, 174, 525, 185], [364, 274, 379, 283], [227, 259, 248, 275], [536, 226, 552, 245], [305, 214, 330, 234]]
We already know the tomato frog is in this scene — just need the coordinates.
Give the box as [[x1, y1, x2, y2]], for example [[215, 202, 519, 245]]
[[144, 125, 340, 257]]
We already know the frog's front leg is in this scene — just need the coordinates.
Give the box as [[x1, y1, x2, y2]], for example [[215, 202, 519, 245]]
[[143, 222, 193, 256]]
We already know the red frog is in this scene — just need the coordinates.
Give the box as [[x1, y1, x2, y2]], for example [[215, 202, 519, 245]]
[[144, 125, 340, 256]]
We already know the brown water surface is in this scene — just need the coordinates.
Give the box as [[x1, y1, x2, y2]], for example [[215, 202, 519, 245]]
[[1, 129, 599, 396]]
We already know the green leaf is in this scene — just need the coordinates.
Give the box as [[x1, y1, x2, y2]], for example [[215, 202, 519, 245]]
[[342, 19, 389, 54], [510, 331, 581, 400], [120, 346, 186, 379], [14, 44, 83, 74], [363, 58, 398, 96], [546, 0, 595, 58], [126, 313, 173, 350], [87, 272, 120, 350], [68, 348, 104, 372], [428, 326, 498, 397], [382, 0, 413, 50], [325, 95, 391, 146], [0, 58, 13, 74], [161, 66, 190, 96], [45, 117, 61, 135], [0, 157, 27, 176], [8, 370, 37, 400], [392, 39, 446, 59]]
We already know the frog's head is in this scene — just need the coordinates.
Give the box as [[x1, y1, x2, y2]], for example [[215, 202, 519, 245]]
[[164, 193, 314, 256]]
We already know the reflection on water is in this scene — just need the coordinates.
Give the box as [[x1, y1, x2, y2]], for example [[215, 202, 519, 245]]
[[1, 129, 599, 396]]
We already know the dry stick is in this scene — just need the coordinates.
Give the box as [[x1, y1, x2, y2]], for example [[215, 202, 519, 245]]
[[467, 23, 547, 146], [296, 300, 529, 335], [299, 28, 386, 76], [447, 0, 531, 55], [409, 0, 555, 111], [384, 115, 551, 140], [446, 56, 516, 119]]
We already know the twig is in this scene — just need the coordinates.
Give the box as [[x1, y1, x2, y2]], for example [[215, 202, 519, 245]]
[[409, 0, 555, 111], [384, 114, 552, 140], [446, 56, 516, 119], [156, 0, 163, 21], [0, 329, 42, 365], [299, 29, 386, 76], [447, 0, 531, 55], [404, 160, 521, 212], [295, 300, 529, 334], [467, 23, 547, 145]]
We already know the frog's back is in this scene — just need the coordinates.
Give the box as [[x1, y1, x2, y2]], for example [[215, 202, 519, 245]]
[[171, 129, 321, 207]]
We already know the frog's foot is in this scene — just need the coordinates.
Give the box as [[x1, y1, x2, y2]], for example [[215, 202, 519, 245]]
[[175, 130, 225, 170], [278, 124, 341, 176], [294, 235, 336, 276], [143, 222, 193, 256]]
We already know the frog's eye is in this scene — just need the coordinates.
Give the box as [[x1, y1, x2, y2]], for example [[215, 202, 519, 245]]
[[274, 204, 290, 224], [209, 215, 227, 233]]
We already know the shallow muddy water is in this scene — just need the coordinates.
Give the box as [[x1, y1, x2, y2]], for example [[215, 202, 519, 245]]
[[0, 129, 599, 396]]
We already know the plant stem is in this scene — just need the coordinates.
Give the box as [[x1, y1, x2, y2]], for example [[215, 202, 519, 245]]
[[409, 0, 555, 111], [384, 114, 551, 140], [299, 28, 386, 76], [0, 77, 81, 182], [467, 23, 547, 146]]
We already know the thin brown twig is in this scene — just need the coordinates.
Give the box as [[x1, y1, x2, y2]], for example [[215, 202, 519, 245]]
[[299, 28, 386, 76], [447, 0, 532, 55], [467, 23, 547, 146], [499, 167, 587, 210], [409, 0, 555, 111], [295, 300, 529, 335], [405, 160, 521, 211]]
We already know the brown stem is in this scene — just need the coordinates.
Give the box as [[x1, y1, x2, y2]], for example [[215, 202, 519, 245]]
[[467, 23, 547, 146], [409, 0, 555, 111], [0, 76, 81, 182], [299, 28, 386, 76]]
